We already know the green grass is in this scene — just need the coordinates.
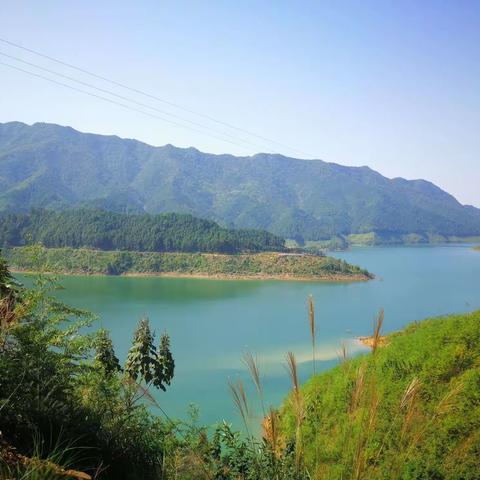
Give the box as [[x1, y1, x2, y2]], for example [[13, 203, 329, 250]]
[[449, 236, 480, 243], [3, 246, 372, 280], [346, 232, 378, 246], [346, 232, 480, 247], [279, 310, 480, 479]]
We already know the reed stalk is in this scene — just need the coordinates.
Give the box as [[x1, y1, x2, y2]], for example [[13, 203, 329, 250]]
[[349, 310, 384, 480], [286, 352, 304, 472], [227, 377, 251, 438], [262, 406, 281, 479], [308, 295, 316, 375], [242, 351, 265, 417], [371, 308, 384, 355]]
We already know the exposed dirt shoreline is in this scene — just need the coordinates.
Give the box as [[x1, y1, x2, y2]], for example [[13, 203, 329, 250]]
[[357, 335, 389, 348], [11, 268, 371, 283]]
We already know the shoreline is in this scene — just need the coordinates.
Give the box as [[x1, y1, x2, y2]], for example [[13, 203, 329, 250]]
[[357, 335, 389, 348], [11, 267, 371, 283]]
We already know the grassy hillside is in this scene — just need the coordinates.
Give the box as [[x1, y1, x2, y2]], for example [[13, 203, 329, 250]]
[[0, 209, 286, 254], [346, 232, 480, 246], [2, 122, 480, 242], [3, 246, 372, 280], [279, 311, 480, 479]]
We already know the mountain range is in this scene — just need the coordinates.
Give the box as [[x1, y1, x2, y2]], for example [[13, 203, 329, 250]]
[[1, 121, 479, 242]]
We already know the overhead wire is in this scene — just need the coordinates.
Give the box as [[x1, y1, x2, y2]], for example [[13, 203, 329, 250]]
[[0, 60, 261, 152], [0, 50, 275, 153], [0, 36, 314, 158]]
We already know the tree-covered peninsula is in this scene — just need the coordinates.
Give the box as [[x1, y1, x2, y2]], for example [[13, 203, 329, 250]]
[[0, 210, 372, 281], [3, 246, 372, 281]]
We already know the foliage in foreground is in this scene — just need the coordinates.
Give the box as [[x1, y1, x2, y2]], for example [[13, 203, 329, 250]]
[[0, 250, 304, 479], [0, 250, 176, 479]]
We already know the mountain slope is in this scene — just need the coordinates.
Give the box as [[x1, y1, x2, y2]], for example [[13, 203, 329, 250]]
[[1, 121, 480, 241]]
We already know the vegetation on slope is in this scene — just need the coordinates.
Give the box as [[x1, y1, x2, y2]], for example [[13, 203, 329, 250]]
[[2, 122, 480, 241], [1, 250, 479, 479], [3, 246, 372, 280], [279, 310, 480, 479], [345, 232, 480, 246], [288, 232, 480, 250], [0, 209, 286, 254]]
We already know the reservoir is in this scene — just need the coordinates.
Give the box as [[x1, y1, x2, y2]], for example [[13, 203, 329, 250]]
[[17, 244, 480, 428]]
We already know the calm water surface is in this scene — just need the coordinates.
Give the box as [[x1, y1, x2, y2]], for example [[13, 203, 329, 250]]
[[17, 244, 480, 428]]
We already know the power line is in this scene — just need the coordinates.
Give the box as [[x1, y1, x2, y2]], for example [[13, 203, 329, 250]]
[[0, 61, 258, 152], [0, 50, 276, 154], [0, 36, 314, 158]]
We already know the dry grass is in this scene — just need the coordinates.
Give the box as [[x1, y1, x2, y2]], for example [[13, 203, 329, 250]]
[[371, 308, 384, 354], [349, 363, 367, 415], [262, 407, 282, 458], [242, 351, 265, 416], [228, 377, 251, 435], [434, 381, 464, 417], [286, 352, 304, 470], [399, 376, 422, 440], [346, 310, 386, 479]]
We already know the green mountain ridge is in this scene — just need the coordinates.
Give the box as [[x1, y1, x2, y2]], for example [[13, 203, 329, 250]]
[[1, 121, 480, 241]]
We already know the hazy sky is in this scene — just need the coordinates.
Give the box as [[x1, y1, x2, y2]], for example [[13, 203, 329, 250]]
[[1, 1, 479, 206]]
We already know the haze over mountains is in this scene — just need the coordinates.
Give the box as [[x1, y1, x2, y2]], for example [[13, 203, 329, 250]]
[[1, 121, 480, 242]]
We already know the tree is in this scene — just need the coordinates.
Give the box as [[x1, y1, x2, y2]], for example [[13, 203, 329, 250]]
[[125, 318, 174, 391], [0, 249, 16, 298], [95, 328, 121, 375], [0, 250, 21, 338], [155, 333, 175, 391]]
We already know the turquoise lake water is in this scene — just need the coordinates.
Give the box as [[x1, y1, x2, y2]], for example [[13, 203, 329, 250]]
[[16, 244, 480, 429]]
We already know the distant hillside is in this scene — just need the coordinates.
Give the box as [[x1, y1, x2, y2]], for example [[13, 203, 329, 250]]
[[0, 209, 285, 254], [1, 122, 480, 241]]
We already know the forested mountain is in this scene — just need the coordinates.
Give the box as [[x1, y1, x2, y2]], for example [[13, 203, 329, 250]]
[[1, 121, 480, 241], [0, 209, 285, 254]]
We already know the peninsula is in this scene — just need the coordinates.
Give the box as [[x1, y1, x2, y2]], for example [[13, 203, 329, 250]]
[[4, 247, 373, 281]]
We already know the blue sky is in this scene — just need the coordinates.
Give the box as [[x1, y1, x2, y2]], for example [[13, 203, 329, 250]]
[[1, 1, 479, 205]]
